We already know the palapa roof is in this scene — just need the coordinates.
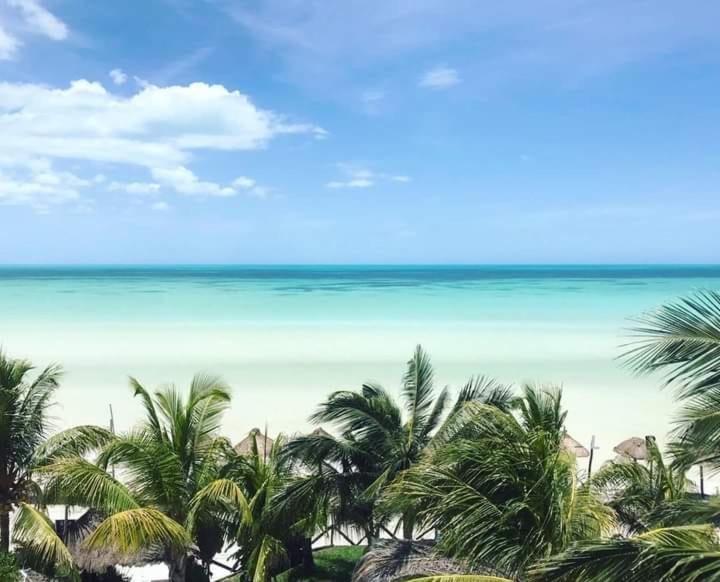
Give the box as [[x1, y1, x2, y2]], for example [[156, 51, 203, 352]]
[[66, 510, 163, 573], [351, 540, 507, 582], [311, 427, 332, 438], [562, 434, 590, 458], [613, 436, 648, 460], [234, 427, 275, 458]]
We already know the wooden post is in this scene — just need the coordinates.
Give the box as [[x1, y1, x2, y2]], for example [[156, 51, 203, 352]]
[[587, 435, 597, 478]]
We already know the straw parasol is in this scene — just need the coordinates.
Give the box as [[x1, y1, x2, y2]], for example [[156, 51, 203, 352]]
[[351, 540, 506, 582], [562, 434, 590, 458], [613, 436, 648, 461], [234, 427, 275, 459], [311, 427, 332, 438]]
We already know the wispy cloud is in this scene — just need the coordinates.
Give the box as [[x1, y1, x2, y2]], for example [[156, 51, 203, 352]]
[[151, 201, 170, 211], [419, 66, 460, 89], [109, 69, 128, 86], [7, 0, 67, 40], [0, 0, 67, 59], [221, 0, 720, 92], [326, 163, 410, 190]]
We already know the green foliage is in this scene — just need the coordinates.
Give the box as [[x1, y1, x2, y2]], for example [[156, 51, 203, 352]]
[[276, 545, 366, 582], [194, 436, 307, 581], [0, 350, 63, 552], [530, 524, 720, 581], [591, 437, 691, 533], [621, 290, 720, 471], [0, 552, 20, 582], [283, 345, 514, 541], [387, 385, 613, 578], [28, 374, 232, 579]]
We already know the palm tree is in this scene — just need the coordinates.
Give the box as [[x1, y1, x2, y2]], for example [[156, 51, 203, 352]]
[[386, 385, 613, 579], [591, 436, 690, 534], [530, 524, 720, 581], [191, 435, 315, 581], [0, 350, 63, 554], [283, 345, 514, 542], [530, 290, 720, 581], [621, 290, 720, 470], [23, 374, 231, 581]]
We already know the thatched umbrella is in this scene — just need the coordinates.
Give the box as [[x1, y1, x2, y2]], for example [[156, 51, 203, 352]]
[[234, 427, 275, 460], [351, 540, 507, 582], [562, 434, 589, 458], [613, 436, 649, 461], [66, 510, 163, 574], [311, 427, 332, 438]]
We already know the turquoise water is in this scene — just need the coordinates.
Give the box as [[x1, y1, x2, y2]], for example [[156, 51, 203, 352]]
[[1, 265, 718, 325], [1, 265, 719, 471]]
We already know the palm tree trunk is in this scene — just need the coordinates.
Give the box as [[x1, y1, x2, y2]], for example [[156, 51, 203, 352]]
[[402, 514, 415, 540], [0, 509, 9, 553], [168, 554, 187, 582], [402, 508, 416, 540]]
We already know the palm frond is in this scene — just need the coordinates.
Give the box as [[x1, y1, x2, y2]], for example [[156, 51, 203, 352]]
[[188, 477, 252, 529], [621, 290, 720, 401], [402, 345, 436, 436], [40, 457, 139, 511], [35, 424, 115, 464], [12, 503, 76, 576], [84, 508, 189, 556], [530, 524, 719, 582], [411, 577, 515, 582]]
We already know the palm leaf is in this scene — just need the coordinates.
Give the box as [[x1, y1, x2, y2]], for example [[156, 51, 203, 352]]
[[412, 577, 515, 582], [12, 503, 76, 576], [402, 345, 436, 438], [40, 457, 139, 512], [621, 290, 720, 401], [84, 508, 189, 555]]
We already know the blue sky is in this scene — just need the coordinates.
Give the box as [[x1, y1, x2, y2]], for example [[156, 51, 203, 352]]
[[0, 0, 719, 263]]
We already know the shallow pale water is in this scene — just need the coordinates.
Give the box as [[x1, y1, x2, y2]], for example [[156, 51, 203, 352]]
[[2, 265, 719, 477]]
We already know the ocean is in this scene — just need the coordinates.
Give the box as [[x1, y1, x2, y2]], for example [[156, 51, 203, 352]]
[[2, 265, 719, 474]]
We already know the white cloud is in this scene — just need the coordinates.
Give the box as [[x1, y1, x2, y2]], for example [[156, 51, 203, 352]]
[[326, 164, 410, 189], [108, 181, 161, 195], [0, 79, 324, 168], [419, 66, 460, 89], [0, 25, 20, 60], [232, 176, 256, 189], [109, 68, 128, 86], [326, 178, 373, 189], [0, 78, 319, 205], [0, 163, 91, 209], [151, 201, 170, 211], [7, 0, 68, 40], [151, 165, 236, 197]]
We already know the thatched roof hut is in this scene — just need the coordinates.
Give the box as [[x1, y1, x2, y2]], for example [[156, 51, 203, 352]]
[[65, 510, 163, 574], [351, 540, 507, 582], [234, 427, 275, 459]]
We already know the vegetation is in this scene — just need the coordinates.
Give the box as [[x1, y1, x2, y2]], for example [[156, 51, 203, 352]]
[[2, 290, 720, 581], [0, 351, 62, 553], [283, 345, 514, 542], [387, 385, 612, 579], [275, 545, 365, 582], [0, 551, 20, 582]]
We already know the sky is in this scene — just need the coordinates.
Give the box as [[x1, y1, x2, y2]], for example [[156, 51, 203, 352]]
[[0, 0, 719, 264]]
